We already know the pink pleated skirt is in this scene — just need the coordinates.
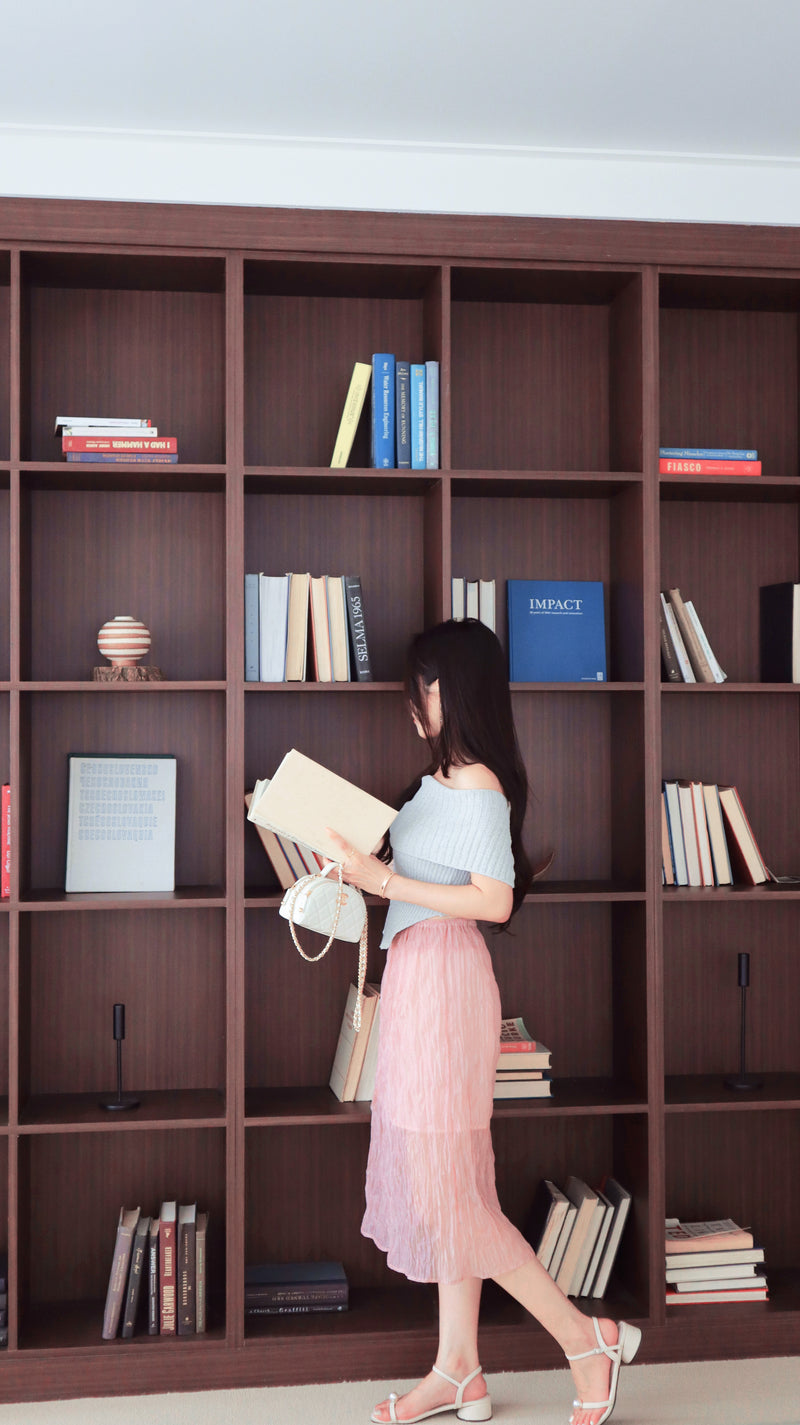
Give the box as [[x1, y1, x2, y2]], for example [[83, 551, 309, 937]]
[[361, 916, 536, 1284]]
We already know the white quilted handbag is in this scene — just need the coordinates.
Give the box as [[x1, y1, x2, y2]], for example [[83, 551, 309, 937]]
[[279, 861, 368, 1029]]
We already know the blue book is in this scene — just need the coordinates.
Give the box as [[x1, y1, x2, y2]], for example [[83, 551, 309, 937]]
[[371, 354, 395, 468], [507, 580, 607, 682], [425, 360, 439, 469], [396, 362, 411, 468], [244, 573, 260, 682], [410, 364, 426, 469], [659, 447, 757, 460]]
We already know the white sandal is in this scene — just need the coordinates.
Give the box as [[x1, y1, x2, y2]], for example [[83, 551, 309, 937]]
[[565, 1317, 642, 1425], [370, 1364, 492, 1424]]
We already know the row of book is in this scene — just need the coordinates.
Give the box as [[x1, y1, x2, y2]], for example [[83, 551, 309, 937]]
[[495, 1016, 552, 1099], [660, 588, 725, 683], [525, 1176, 632, 1299], [245, 572, 373, 683], [665, 1217, 767, 1305], [331, 356, 439, 470], [661, 780, 770, 887], [245, 1261, 348, 1316], [659, 446, 761, 477], [102, 1202, 209, 1341], [54, 415, 179, 464], [451, 578, 496, 631]]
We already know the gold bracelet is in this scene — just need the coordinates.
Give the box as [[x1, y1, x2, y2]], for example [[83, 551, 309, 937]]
[[379, 870, 395, 898]]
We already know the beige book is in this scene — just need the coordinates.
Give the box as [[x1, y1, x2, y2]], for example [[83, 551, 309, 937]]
[[661, 790, 674, 885], [558, 1178, 601, 1296], [690, 781, 714, 886], [329, 983, 380, 1101], [701, 784, 733, 885], [667, 588, 715, 682], [330, 362, 371, 468], [247, 749, 397, 861], [285, 573, 310, 681], [309, 575, 333, 682], [354, 998, 381, 1100], [327, 576, 350, 682]]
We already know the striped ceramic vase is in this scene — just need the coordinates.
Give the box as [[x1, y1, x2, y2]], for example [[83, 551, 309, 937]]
[[97, 615, 151, 667]]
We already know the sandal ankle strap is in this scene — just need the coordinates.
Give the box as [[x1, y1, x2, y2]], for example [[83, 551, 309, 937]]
[[431, 1363, 483, 1404], [565, 1316, 618, 1363]]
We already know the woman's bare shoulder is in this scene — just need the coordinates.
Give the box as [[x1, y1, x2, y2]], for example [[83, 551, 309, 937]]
[[441, 762, 504, 794]]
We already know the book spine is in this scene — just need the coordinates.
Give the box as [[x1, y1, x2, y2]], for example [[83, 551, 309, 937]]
[[1, 785, 9, 899], [330, 361, 371, 468], [160, 1217, 176, 1335], [102, 1214, 136, 1341], [668, 590, 715, 682], [661, 595, 695, 682], [410, 365, 426, 469], [659, 458, 761, 475], [659, 601, 682, 681], [121, 1224, 148, 1339], [245, 1285, 348, 1305], [685, 601, 726, 682], [55, 416, 152, 433], [425, 360, 439, 469], [244, 574, 260, 682], [62, 436, 177, 452], [177, 1216, 196, 1335], [396, 362, 411, 468], [345, 576, 373, 681], [245, 1302, 348, 1314], [65, 452, 179, 463], [371, 354, 395, 468], [148, 1222, 160, 1335], [195, 1213, 208, 1334], [659, 447, 758, 460]]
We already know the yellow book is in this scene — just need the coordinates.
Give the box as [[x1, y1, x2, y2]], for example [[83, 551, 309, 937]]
[[330, 362, 371, 468]]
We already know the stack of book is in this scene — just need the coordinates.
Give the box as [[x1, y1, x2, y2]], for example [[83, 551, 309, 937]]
[[526, 1176, 632, 1298], [662, 780, 770, 887], [660, 588, 726, 683], [102, 1202, 209, 1341], [494, 1017, 552, 1099], [244, 572, 372, 683], [55, 416, 178, 464], [329, 983, 381, 1102], [665, 1218, 767, 1305], [331, 356, 439, 469], [451, 578, 496, 632], [659, 447, 761, 477], [245, 1262, 348, 1316]]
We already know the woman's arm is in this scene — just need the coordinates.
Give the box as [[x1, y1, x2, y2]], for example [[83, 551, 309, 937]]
[[324, 828, 513, 924]]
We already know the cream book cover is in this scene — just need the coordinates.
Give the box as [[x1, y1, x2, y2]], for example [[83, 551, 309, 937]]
[[65, 754, 176, 893], [247, 749, 396, 861]]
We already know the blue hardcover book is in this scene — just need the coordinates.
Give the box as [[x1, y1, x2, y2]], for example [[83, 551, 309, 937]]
[[507, 580, 607, 682], [371, 354, 396, 468], [659, 447, 758, 460], [244, 573, 260, 682], [425, 360, 439, 469], [410, 364, 426, 469], [396, 362, 411, 468]]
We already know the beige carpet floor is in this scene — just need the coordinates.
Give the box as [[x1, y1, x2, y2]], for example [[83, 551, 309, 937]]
[[0, 1356, 796, 1425]]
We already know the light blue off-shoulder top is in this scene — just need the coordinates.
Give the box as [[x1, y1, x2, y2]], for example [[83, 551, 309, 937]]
[[380, 774, 515, 949]]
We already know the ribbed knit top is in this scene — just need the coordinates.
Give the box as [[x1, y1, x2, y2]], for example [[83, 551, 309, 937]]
[[380, 774, 515, 949]]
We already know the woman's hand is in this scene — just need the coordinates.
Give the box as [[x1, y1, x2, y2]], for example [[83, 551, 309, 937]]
[[324, 828, 390, 897]]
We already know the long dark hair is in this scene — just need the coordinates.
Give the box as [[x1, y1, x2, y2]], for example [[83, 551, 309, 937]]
[[399, 618, 534, 926]]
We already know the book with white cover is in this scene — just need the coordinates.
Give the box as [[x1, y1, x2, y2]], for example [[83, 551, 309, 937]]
[[248, 749, 396, 862], [591, 1177, 632, 1299], [65, 754, 176, 892]]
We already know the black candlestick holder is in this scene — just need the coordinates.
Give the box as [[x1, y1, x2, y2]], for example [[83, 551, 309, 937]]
[[99, 1002, 140, 1111], [724, 952, 763, 1092]]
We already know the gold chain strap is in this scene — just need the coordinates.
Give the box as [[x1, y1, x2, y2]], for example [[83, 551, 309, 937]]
[[285, 860, 367, 1031]]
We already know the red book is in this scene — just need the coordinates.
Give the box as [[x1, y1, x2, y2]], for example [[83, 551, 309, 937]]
[[62, 435, 177, 453], [1, 784, 9, 899], [659, 459, 762, 476]]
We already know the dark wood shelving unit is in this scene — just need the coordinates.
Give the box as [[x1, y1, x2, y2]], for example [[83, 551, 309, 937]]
[[0, 195, 796, 1400]]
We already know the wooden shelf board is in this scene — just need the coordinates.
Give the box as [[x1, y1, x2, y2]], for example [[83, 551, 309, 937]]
[[452, 471, 644, 497], [661, 682, 800, 693], [244, 682, 403, 693], [665, 1073, 800, 1112], [20, 464, 226, 495], [663, 884, 800, 902], [245, 883, 647, 909], [244, 1080, 646, 1127], [19, 1089, 227, 1132], [18, 1300, 227, 1353], [510, 682, 644, 693], [244, 468, 440, 495], [19, 681, 226, 693], [18, 887, 227, 911], [659, 475, 800, 503]]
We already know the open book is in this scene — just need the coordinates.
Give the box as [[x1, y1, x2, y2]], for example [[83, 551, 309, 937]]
[[247, 749, 397, 863]]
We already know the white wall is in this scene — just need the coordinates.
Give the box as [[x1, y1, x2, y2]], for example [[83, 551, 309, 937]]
[[3, 127, 800, 226]]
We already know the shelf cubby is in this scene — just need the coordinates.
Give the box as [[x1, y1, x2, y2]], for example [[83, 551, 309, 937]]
[[451, 479, 644, 680], [243, 259, 444, 469], [17, 1127, 227, 1350], [450, 267, 643, 472], [19, 691, 226, 898], [19, 479, 226, 683], [17, 909, 227, 1123], [20, 251, 226, 466]]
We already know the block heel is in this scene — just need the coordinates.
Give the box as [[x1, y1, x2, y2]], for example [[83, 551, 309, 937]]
[[456, 1394, 493, 1421]]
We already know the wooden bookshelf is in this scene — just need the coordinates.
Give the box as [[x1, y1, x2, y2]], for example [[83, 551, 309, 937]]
[[0, 196, 796, 1400]]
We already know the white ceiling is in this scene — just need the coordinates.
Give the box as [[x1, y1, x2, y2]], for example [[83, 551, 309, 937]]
[[3, 0, 800, 161]]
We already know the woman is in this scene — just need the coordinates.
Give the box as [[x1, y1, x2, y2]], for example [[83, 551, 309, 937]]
[[326, 620, 640, 1425]]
